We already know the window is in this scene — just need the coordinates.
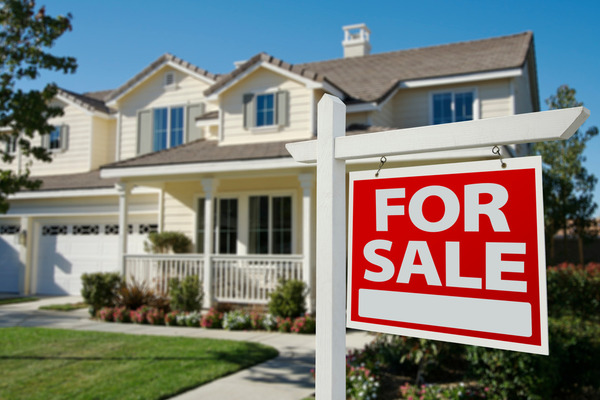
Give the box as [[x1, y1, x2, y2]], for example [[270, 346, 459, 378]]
[[152, 106, 184, 152], [41, 125, 68, 152], [4, 135, 17, 154], [243, 91, 288, 130], [432, 90, 475, 125], [249, 195, 292, 254], [217, 198, 238, 254]]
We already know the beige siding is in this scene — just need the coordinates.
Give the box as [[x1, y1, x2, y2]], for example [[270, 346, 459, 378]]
[[514, 63, 535, 114], [162, 181, 201, 240], [370, 97, 395, 127], [479, 79, 512, 119], [90, 117, 116, 170], [393, 88, 430, 128], [117, 66, 213, 160], [346, 111, 370, 127], [220, 67, 313, 145]]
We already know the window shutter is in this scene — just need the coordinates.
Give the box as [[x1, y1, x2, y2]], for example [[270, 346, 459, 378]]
[[137, 109, 153, 155], [186, 103, 206, 142], [60, 125, 69, 151], [243, 93, 255, 130], [41, 132, 50, 149], [276, 91, 289, 126]]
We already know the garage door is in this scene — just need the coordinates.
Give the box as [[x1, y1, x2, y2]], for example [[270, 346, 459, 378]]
[[36, 220, 157, 295], [0, 224, 21, 293]]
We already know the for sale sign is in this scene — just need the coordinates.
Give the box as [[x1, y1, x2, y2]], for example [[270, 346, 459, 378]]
[[347, 157, 548, 355]]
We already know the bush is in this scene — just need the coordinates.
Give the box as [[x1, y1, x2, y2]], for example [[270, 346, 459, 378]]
[[81, 272, 122, 316], [547, 262, 600, 320], [168, 275, 203, 312], [98, 307, 114, 322], [200, 308, 222, 329], [164, 310, 179, 326], [466, 315, 600, 399], [276, 317, 293, 332], [112, 306, 130, 323], [184, 311, 202, 327], [262, 313, 278, 331], [223, 310, 252, 330], [144, 231, 192, 254], [291, 313, 316, 334], [130, 306, 151, 324], [115, 278, 161, 311], [268, 279, 306, 319], [146, 308, 165, 325]]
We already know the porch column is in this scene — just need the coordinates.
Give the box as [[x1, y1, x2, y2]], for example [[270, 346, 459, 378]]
[[201, 178, 217, 308], [116, 183, 130, 276], [298, 173, 314, 313]]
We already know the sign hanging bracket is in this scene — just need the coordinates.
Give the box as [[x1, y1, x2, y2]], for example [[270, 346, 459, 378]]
[[375, 156, 387, 177], [492, 145, 507, 169]]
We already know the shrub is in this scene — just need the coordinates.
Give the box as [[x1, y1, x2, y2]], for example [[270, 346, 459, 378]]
[[268, 279, 307, 319], [130, 306, 151, 324], [291, 314, 316, 334], [80, 272, 122, 316], [276, 316, 292, 333], [144, 231, 192, 254], [146, 308, 165, 325], [112, 306, 130, 323], [250, 311, 264, 330], [98, 307, 114, 322], [262, 313, 278, 331], [201, 308, 223, 329], [168, 275, 203, 312], [547, 262, 600, 320], [184, 311, 202, 327], [115, 278, 157, 311], [223, 310, 252, 330], [399, 382, 488, 400], [164, 310, 179, 326]]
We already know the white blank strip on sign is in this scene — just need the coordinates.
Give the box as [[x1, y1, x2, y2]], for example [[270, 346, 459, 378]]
[[358, 289, 532, 337]]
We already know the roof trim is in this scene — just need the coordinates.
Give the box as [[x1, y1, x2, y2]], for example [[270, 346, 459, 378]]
[[56, 88, 113, 117], [106, 53, 218, 105], [399, 68, 523, 89]]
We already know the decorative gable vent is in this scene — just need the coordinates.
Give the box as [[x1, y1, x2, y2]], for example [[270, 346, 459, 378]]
[[164, 71, 176, 88]]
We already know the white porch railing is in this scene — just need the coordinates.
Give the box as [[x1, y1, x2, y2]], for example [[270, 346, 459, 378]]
[[124, 254, 303, 304], [212, 255, 303, 304], [124, 255, 204, 294]]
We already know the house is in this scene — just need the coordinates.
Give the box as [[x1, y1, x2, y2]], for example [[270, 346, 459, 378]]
[[0, 25, 539, 310]]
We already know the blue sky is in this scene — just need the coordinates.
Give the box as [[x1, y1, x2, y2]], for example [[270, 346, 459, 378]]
[[21, 0, 600, 213]]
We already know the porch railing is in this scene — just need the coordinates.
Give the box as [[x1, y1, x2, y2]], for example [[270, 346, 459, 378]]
[[124, 254, 303, 304], [212, 255, 303, 304], [124, 254, 204, 294]]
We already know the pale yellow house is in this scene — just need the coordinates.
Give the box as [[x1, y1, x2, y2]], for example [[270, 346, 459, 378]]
[[0, 26, 539, 309]]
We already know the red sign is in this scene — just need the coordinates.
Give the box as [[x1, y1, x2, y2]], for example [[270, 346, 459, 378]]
[[347, 157, 548, 355]]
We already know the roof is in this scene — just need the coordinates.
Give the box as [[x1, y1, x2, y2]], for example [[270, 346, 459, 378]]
[[205, 31, 535, 103], [106, 53, 219, 103], [102, 125, 392, 170], [35, 170, 118, 191], [57, 88, 113, 115]]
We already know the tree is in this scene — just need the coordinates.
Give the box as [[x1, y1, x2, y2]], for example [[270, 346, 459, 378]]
[[0, 0, 76, 213], [533, 85, 598, 264]]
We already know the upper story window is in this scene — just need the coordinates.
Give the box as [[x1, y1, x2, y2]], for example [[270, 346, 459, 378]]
[[41, 125, 69, 152], [137, 103, 205, 155], [243, 91, 288, 130], [153, 106, 184, 152], [432, 90, 475, 125], [4, 135, 17, 154]]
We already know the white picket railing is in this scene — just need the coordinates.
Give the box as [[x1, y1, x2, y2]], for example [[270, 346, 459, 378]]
[[124, 254, 303, 304], [212, 255, 303, 304], [124, 255, 204, 294]]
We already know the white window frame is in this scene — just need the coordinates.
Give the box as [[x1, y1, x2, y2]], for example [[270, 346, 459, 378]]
[[429, 87, 479, 125], [248, 193, 295, 255], [152, 105, 186, 152]]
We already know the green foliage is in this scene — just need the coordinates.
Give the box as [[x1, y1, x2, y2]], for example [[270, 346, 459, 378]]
[[546, 263, 600, 321], [80, 272, 122, 316], [267, 279, 306, 319], [0, 0, 77, 213], [144, 231, 192, 254], [466, 316, 600, 399], [223, 310, 252, 330], [533, 85, 598, 264], [167, 275, 203, 312]]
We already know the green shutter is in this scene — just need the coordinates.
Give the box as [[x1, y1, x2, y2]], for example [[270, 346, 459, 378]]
[[243, 93, 255, 130], [186, 103, 206, 142], [60, 125, 69, 151], [137, 109, 153, 155], [276, 91, 288, 126]]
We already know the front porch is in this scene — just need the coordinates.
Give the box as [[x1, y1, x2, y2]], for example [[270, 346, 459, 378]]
[[125, 252, 306, 307]]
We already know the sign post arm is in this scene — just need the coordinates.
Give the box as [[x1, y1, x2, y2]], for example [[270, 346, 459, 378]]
[[315, 94, 347, 399]]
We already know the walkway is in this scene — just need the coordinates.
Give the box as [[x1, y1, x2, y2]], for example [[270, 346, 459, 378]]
[[0, 296, 374, 399]]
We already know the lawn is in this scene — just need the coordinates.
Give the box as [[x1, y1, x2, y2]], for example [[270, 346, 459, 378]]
[[0, 297, 39, 305], [0, 327, 278, 400]]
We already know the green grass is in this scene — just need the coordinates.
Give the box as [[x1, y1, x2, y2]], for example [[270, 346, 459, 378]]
[[38, 302, 87, 311], [0, 327, 279, 400], [0, 297, 39, 305]]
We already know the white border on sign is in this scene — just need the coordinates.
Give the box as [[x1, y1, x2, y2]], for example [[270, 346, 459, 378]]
[[346, 156, 549, 355]]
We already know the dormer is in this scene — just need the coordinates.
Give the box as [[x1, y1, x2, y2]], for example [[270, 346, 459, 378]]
[[342, 23, 371, 58]]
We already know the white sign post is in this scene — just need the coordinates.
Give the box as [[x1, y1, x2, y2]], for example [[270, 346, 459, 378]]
[[286, 94, 589, 400]]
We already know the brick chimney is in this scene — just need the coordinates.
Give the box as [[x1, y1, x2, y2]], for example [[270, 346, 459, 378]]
[[342, 24, 371, 58]]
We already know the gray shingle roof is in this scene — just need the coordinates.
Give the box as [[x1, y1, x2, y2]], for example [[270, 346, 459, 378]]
[[57, 88, 113, 114], [205, 31, 534, 103], [35, 170, 118, 191]]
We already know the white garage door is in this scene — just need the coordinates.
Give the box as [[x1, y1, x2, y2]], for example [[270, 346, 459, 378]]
[[36, 220, 156, 295], [0, 224, 21, 293]]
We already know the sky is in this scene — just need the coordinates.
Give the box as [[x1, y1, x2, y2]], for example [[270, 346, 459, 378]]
[[18, 0, 600, 214]]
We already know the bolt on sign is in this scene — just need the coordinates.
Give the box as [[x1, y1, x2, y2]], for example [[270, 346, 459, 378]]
[[347, 156, 549, 355]]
